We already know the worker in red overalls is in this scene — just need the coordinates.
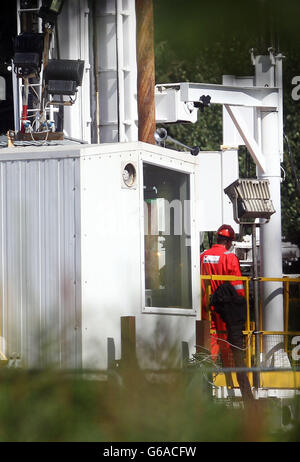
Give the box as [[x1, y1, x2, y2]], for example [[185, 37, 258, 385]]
[[201, 224, 254, 402], [200, 224, 245, 367]]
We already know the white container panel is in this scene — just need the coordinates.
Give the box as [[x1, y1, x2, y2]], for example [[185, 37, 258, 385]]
[[23, 160, 43, 367], [80, 152, 142, 367], [198, 150, 239, 232], [0, 155, 81, 367], [59, 158, 80, 368], [198, 152, 222, 231], [0, 161, 23, 357], [221, 149, 239, 232], [79, 146, 200, 369], [136, 314, 196, 369]]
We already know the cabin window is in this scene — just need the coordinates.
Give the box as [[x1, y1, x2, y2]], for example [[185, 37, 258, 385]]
[[143, 163, 192, 309]]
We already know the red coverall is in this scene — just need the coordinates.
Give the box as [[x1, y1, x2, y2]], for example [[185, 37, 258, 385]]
[[200, 244, 245, 366]]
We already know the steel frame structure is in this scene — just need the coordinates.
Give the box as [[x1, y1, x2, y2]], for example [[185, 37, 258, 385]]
[[155, 49, 285, 360]]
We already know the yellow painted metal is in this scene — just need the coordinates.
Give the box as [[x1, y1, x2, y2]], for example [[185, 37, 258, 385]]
[[201, 275, 300, 283], [0, 350, 8, 366], [201, 275, 249, 281], [201, 274, 300, 389], [207, 281, 212, 323], [260, 277, 300, 283], [214, 371, 300, 389], [260, 371, 300, 389], [259, 303, 263, 354], [284, 281, 290, 353], [260, 330, 300, 335]]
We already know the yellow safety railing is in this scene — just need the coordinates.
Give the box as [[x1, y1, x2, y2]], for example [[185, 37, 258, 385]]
[[201, 274, 300, 369]]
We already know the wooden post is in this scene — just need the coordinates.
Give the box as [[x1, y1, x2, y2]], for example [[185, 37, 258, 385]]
[[195, 320, 212, 398], [121, 316, 137, 364], [135, 0, 156, 144], [195, 320, 211, 353]]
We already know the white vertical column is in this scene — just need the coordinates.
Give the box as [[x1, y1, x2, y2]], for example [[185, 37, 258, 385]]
[[255, 54, 286, 364], [118, 0, 138, 142], [258, 109, 284, 332], [57, 0, 91, 142], [95, 0, 138, 143], [95, 0, 119, 142]]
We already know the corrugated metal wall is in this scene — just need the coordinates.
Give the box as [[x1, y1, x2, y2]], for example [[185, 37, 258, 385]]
[[0, 157, 81, 368]]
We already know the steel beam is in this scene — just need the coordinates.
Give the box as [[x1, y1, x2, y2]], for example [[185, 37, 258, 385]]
[[156, 82, 279, 109], [224, 104, 266, 173]]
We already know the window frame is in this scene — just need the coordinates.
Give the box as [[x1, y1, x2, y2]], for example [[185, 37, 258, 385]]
[[139, 151, 199, 316]]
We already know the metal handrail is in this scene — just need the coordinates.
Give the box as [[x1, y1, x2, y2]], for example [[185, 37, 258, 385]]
[[201, 275, 300, 282], [201, 274, 300, 369]]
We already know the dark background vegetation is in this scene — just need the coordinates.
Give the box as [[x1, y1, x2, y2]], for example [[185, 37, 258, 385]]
[[153, 0, 300, 272]]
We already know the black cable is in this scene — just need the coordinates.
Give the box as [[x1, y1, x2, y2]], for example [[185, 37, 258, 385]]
[[284, 132, 300, 199]]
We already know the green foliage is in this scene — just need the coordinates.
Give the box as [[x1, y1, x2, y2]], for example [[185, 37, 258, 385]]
[[0, 368, 296, 442], [153, 0, 300, 62], [155, 42, 223, 152], [281, 52, 300, 247]]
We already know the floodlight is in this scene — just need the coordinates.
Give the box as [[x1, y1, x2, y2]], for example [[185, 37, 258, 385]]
[[13, 33, 44, 77], [39, 0, 64, 26], [224, 178, 275, 223], [44, 59, 84, 96]]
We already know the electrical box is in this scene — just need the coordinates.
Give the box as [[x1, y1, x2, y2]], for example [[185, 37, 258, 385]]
[[0, 142, 201, 370]]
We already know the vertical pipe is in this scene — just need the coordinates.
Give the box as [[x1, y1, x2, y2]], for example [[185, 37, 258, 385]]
[[252, 224, 260, 386], [258, 109, 284, 361], [252, 224, 260, 358], [21, 77, 29, 133], [284, 281, 289, 352], [135, 0, 156, 144], [245, 279, 251, 369], [116, 0, 125, 142], [12, 64, 20, 132], [92, 0, 100, 144]]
